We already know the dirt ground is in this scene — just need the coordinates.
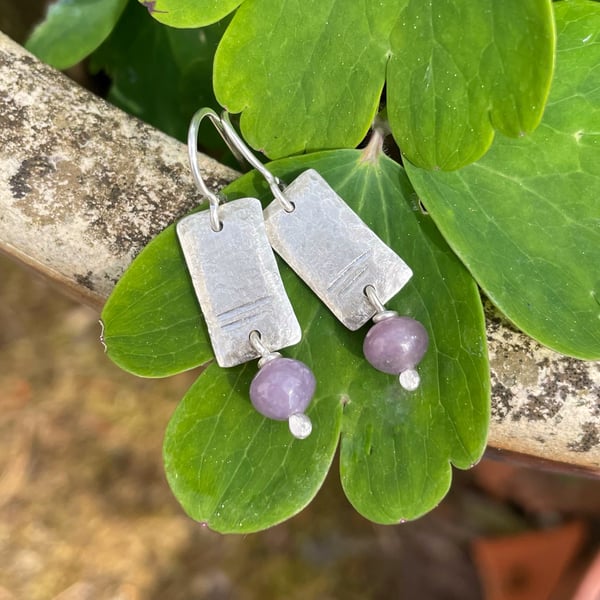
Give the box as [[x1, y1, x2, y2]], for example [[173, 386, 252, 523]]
[[0, 254, 599, 600]]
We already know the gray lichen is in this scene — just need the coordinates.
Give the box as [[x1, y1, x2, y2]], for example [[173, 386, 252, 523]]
[[0, 33, 237, 305], [486, 301, 599, 469]]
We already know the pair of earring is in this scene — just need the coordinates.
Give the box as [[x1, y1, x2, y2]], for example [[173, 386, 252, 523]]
[[177, 108, 429, 440]]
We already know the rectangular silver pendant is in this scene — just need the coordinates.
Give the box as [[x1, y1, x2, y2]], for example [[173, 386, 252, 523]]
[[177, 198, 301, 367], [264, 169, 413, 330]]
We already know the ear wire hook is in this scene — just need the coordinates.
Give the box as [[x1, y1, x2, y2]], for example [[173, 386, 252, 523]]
[[218, 113, 295, 213], [188, 108, 295, 224], [188, 108, 226, 232]]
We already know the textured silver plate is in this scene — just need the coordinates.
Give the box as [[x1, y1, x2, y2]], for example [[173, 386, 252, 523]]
[[264, 169, 413, 330], [177, 198, 301, 367]]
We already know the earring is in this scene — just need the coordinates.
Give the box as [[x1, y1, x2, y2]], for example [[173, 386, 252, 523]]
[[216, 113, 429, 390], [176, 108, 315, 438]]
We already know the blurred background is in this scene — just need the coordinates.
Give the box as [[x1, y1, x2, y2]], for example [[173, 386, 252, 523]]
[[1, 253, 600, 600]]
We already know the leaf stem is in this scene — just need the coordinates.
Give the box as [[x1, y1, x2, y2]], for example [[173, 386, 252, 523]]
[[360, 116, 389, 164]]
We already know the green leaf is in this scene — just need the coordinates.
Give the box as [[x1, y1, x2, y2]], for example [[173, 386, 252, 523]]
[[387, 0, 555, 170], [90, 1, 227, 146], [141, 0, 242, 28], [164, 363, 343, 533], [25, 0, 128, 69], [214, 0, 396, 158], [405, 0, 600, 359], [101, 221, 214, 377], [325, 154, 489, 523], [102, 149, 489, 530], [214, 0, 554, 169]]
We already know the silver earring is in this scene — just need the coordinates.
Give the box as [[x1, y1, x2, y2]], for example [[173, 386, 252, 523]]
[[176, 108, 315, 438], [216, 112, 429, 390]]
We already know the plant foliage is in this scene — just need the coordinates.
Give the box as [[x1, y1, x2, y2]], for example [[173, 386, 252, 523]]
[[214, 0, 554, 170], [24, 0, 600, 530], [406, 0, 600, 359], [89, 1, 227, 145], [26, 0, 128, 69]]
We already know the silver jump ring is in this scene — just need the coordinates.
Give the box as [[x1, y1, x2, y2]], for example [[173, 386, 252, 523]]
[[364, 285, 385, 312], [249, 330, 282, 368], [364, 285, 398, 322]]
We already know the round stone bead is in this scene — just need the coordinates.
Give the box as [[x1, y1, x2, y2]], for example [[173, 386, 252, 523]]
[[250, 357, 316, 421], [363, 316, 429, 375]]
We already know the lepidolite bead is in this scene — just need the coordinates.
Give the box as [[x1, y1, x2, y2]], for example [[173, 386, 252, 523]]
[[363, 316, 429, 375], [249, 357, 316, 420]]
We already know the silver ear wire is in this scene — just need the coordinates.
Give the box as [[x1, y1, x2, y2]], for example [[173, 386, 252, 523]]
[[218, 113, 295, 213], [188, 108, 225, 231], [190, 108, 293, 213]]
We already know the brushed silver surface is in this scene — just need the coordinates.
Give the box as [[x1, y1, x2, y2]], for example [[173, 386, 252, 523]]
[[177, 198, 301, 367], [264, 170, 413, 330]]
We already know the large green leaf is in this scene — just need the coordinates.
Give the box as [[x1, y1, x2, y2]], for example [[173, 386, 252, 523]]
[[25, 0, 128, 69], [164, 351, 344, 533], [387, 0, 555, 170], [102, 150, 489, 531], [90, 1, 226, 146], [213, 0, 553, 169], [405, 0, 600, 359]]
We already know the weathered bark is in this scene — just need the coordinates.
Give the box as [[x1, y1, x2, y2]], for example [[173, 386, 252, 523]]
[[1, 32, 598, 471]]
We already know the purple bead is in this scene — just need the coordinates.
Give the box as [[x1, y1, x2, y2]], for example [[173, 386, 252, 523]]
[[249, 358, 316, 421], [363, 316, 429, 375]]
